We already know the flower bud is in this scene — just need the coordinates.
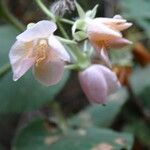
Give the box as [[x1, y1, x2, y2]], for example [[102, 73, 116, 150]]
[[79, 64, 120, 104], [50, 0, 75, 17]]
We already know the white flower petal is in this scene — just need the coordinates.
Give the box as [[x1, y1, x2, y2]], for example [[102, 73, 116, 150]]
[[33, 59, 64, 86], [9, 41, 35, 81], [87, 20, 122, 42], [97, 65, 120, 94], [48, 35, 70, 62], [79, 65, 107, 104], [17, 20, 57, 42]]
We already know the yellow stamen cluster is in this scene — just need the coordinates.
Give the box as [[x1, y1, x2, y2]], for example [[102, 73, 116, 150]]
[[35, 39, 48, 66]]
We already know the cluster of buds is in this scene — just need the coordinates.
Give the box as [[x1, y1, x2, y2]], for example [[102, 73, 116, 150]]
[[9, 2, 132, 104]]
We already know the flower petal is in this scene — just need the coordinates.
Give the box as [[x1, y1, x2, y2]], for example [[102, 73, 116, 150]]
[[111, 22, 132, 31], [94, 17, 126, 24], [48, 35, 70, 62], [100, 47, 112, 67], [79, 65, 107, 104], [33, 59, 64, 86], [107, 38, 132, 48], [95, 17, 132, 31], [17, 20, 57, 42], [97, 65, 120, 95], [9, 41, 35, 81], [87, 20, 122, 42]]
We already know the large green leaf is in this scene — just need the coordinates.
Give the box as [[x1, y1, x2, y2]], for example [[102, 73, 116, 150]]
[[12, 119, 134, 150], [0, 25, 70, 112], [124, 118, 150, 147], [68, 88, 128, 128], [129, 65, 150, 109], [120, 0, 150, 38]]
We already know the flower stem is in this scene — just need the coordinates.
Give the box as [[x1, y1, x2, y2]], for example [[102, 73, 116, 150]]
[[65, 64, 79, 70], [59, 18, 74, 25], [35, 0, 55, 21], [51, 102, 68, 134], [57, 21, 70, 39]]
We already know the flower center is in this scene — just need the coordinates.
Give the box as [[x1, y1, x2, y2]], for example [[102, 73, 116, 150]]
[[35, 39, 48, 66]]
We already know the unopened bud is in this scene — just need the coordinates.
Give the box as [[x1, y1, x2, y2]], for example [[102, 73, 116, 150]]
[[50, 0, 75, 17]]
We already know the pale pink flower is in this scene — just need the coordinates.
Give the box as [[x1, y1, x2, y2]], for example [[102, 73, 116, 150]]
[[79, 64, 120, 104], [87, 15, 132, 49], [9, 20, 70, 86], [87, 15, 132, 64]]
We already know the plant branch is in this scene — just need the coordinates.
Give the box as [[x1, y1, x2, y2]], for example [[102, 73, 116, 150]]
[[35, 0, 55, 20]]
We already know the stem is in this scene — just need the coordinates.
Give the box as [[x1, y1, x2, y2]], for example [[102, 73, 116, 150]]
[[65, 64, 79, 70], [0, 0, 25, 31], [35, 0, 55, 21], [0, 63, 11, 78], [59, 18, 74, 25], [57, 21, 70, 39], [52, 102, 68, 133]]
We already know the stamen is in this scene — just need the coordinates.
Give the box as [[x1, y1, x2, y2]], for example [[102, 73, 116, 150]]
[[35, 39, 48, 66]]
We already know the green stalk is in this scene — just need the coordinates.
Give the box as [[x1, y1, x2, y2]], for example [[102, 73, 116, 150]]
[[59, 18, 74, 25], [35, 0, 55, 21]]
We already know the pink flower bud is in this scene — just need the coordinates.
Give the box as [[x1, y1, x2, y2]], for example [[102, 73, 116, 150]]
[[79, 65, 120, 104]]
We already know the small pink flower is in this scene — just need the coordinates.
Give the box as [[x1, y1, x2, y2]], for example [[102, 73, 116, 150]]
[[87, 15, 132, 48], [9, 20, 70, 86], [87, 15, 132, 64], [79, 64, 120, 104]]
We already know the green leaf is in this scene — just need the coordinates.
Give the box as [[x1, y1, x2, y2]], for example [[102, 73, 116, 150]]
[[85, 4, 99, 19], [120, 0, 150, 38], [129, 65, 150, 109], [0, 25, 70, 112], [72, 19, 87, 41], [74, 1, 85, 18], [73, 31, 87, 42], [69, 88, 128, 128], [12, 119, 134, 150], [124, 119, 150, 147]]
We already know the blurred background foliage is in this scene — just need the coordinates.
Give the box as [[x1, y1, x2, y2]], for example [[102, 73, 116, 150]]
[[0, 0, 150, 150]]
